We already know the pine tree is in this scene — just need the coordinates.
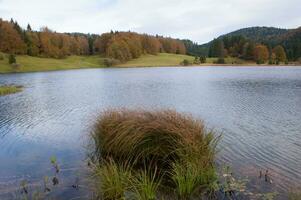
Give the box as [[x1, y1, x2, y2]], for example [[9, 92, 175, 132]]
[[27, 24, 32, 31], [8, 54, 16, 64]]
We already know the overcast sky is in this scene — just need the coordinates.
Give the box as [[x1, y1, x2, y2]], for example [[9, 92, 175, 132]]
[[0, 0, 300, 44]]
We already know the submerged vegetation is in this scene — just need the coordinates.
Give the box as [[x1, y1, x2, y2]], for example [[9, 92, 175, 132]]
[[90, 109, 219, 199], [0, 85, 22, 96]]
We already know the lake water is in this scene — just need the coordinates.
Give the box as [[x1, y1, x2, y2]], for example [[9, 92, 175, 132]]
[[0, 66, 301, 199]]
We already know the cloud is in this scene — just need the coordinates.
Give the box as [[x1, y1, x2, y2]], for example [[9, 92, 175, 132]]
[[0, 0, 300, 44]]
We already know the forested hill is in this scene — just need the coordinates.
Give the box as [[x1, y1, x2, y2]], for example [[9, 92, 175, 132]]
[[199, 26, 301, 61], [218, 26, 289, 43]]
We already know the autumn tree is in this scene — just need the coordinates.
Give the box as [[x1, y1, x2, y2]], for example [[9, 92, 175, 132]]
[[0, 19, 26, 54], [0, 18, 186, 61], [272, 45, 287, 62], [254, 44, 269, 64], [141, 34, 161, 55]]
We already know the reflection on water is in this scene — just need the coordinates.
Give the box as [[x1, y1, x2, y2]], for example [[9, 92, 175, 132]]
[[0, 66, 301, 198]]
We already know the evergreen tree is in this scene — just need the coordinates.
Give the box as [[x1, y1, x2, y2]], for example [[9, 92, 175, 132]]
[[209, 39, 224, 58], [27, 24, 32, 31], [8, 54, 16, 64]]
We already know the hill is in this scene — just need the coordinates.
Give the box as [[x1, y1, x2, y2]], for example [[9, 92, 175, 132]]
[[218, 26, 289, 43], [199, 26, 301, 61]]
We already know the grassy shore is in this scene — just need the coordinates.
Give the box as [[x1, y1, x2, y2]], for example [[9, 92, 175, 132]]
[[118, 53, 195, 67], [118, 53, 255, 67], [0, 85, 23, 96], [0, 54, 105, 73], [1, 53, 297, 74]]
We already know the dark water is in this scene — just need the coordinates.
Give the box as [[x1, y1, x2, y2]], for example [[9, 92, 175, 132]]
[[0, 67, 301, 198]]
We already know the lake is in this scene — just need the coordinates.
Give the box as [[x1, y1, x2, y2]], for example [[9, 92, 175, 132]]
[[0, 66, 301, 199]]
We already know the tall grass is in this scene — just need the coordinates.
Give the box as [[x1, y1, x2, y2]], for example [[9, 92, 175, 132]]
[[90, 109, 219, 199], [0, 85, 23, 96], [132, 168, 162, 200], [288, 189, 301, 200], [93, 159, 133, 200]]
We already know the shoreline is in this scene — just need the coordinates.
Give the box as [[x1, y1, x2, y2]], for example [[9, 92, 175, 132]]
[[1, 63, 301, 74]]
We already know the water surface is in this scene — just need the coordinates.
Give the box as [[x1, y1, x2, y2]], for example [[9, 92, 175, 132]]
[[0, 66, 301, 198]]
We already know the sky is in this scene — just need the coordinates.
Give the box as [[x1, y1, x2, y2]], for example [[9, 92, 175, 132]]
[[0, 0, 300, 44]]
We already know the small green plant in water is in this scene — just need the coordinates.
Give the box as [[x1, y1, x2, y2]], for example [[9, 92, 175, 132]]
[[172, 161, 217, 199], [0, 85, 23, 96], [132, 168, 162, 200], [94, 160, 133, 200]]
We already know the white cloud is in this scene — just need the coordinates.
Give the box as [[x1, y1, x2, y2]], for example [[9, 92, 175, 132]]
[[0, 0, 300, 44]]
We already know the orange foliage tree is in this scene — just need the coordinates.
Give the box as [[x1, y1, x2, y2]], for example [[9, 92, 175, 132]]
[[254, 44, 269, 64], [0, 19, 26, 54]]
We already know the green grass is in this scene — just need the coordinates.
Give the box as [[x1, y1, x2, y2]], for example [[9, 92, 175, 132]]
[[0, 54, 106, 73], [119, 53, 195, 67], [90, 109, 219, 199], [119, 53, 254, 67], [203, 57, 253, 64], [0, 52, 258, 74], [0, 85, 23, 96], [289, 190, 301, 200], [93, 159, 133, 200]]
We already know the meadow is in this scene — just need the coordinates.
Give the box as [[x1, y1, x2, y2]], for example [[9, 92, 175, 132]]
[[0, 54, 106, 73]]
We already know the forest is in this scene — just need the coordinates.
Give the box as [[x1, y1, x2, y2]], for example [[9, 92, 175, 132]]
[[1, 18, 301, 66], [208, 35, 287, 64], [206, 26, 301, 63], [0, 18, 186, 63]]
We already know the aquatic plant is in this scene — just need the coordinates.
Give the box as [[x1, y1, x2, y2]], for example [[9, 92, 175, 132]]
[[288, 189, 301, 200], [90, 109, 220, 199], [0, 85, 23, 96], [131, 167, 162, 200], [92, 159, 133, 200]]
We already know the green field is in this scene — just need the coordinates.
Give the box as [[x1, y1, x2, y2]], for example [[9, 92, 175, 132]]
[[119, 53, 253, 67], [0, 53, 258, 74], [0, 54, 105, 73], [119, 53, 195, 67]]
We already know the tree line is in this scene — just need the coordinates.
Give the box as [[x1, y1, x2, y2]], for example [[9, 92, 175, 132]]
[[0, 18, 186, 62], [208, 35, 287, 64], [93, 31, 186, 62], [0, 19, 90, 58]]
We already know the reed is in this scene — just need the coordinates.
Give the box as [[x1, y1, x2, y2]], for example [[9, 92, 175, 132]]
[[90, 109, 219, 199], [0, 85, 23, 96]]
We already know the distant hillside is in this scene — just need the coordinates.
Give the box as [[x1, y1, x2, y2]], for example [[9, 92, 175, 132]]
[[199, 26, 301, 61], [218, 26, 289, 43]]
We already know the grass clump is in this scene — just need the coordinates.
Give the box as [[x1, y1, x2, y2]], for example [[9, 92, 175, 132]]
[[288, 189, 301, 200], [0, 85, 23, 96], [172, 161, 217, 199], [132, 168, 161, 200], [181, 59, 192, 66], [90, 109, 219, 199], [0, 52, 4, 60], [93, 159, 133, 200]]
